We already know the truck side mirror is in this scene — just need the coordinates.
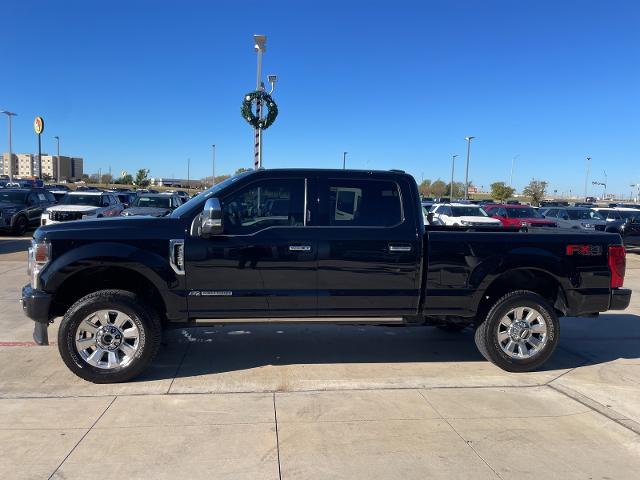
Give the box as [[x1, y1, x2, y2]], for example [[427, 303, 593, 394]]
[[200, 197, 223, 238]]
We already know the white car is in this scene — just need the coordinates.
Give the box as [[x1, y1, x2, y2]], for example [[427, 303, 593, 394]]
[[42, 191, 124, 226], [429, 203, 502, 226]]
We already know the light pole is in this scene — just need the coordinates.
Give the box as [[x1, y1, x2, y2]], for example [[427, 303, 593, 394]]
[[584, 156, 591, 200], [212, 144, 216, 186], [343, 152, 348, 169], [464, 136, 475, 200], [253, 35, 266, 170], [187, 158, 190, 191], [1, 111, 17, 183], [510, 154, 519, 187], [450, 154, 458, 199], [53, 136, 60, 182]]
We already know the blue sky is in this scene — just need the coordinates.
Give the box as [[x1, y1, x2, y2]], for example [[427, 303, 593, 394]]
[[2, 0, 639, 197]]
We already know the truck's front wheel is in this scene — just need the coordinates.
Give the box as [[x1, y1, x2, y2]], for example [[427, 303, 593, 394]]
[[474, 290, 559, 372], [58, 290, 162, 383]]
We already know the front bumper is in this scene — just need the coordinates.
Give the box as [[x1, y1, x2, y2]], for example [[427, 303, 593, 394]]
[[609, 288, 632, 311], [21, 285, 53, 345]]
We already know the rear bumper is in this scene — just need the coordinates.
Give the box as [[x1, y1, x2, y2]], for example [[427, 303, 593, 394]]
[[609, 288, 632, 311], [20, 285, 52, 345]]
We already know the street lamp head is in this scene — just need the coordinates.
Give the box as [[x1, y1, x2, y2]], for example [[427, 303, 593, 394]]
[[465, 136, 475, 141], [1, 111, 17, 116], [267, 74, 277, 84], [254, 34, 267, 52], [53, 136, 59, 140]]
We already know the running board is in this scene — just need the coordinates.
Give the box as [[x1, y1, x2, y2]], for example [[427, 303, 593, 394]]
[[191, 317, 405, 325]]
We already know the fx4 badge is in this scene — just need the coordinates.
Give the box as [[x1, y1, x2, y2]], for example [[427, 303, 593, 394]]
[[566, 244, 602, 256]]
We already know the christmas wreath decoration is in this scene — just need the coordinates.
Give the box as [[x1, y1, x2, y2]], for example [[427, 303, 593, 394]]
[[241, 90, 278, 129]]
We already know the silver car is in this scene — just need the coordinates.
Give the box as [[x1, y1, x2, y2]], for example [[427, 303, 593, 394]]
[[540, 207, 607, 230]]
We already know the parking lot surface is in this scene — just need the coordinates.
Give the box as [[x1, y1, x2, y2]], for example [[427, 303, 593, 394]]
[[1, 233, 639, 479]]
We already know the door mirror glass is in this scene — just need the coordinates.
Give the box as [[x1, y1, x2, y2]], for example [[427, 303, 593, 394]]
[[200, 197, 223, 238]]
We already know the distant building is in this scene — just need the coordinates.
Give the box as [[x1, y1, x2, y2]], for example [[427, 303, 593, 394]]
[[1, 153, 83, 181], [151, 177, 202, 188]]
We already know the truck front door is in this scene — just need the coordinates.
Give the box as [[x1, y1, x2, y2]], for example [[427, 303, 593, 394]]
[[184, 176, 317, 319]]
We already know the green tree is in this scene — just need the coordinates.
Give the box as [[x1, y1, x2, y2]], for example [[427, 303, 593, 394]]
[[214, 174, 231, 184], [418, 179, 432, 197], [490, 182, 516, 203], [523, 179, 548, 206], [115, 174, 133, 185], [430, 179, 448, 197], [235, 167, 251, 175], [135, 169, 151, 187], [445, 181, 466, 199]]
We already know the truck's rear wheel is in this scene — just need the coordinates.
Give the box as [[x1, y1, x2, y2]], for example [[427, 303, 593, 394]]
[[58, 289, 162, 383], [474, 290, 559, 372]]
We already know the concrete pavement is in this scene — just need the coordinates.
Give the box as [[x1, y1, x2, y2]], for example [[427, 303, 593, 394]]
[[1, 234, 639, 479]]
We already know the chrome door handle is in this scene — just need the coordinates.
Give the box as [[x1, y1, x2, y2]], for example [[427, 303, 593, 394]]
[[388, 244, 412, 252], [289, 245, 312, 252]]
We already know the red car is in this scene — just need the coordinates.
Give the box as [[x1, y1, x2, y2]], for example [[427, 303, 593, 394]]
[[482, 204, 557, 228]]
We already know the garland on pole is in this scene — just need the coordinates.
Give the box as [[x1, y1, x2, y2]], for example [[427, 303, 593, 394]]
[[241, 90, 278, 129]]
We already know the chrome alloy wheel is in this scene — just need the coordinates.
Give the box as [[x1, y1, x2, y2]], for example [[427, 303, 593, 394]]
[[75, 310, 140, 370], [497, 306, 548, 359]]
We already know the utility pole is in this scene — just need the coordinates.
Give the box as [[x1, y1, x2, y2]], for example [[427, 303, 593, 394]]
[[212, 144, 216, 186], [1, 111, 17, 183], [450, 154, 458, 199], [343, 151, 348, 169], [464, 136, 475, 200], [584, 156, 591, 200], [53, 136, 60, 182]]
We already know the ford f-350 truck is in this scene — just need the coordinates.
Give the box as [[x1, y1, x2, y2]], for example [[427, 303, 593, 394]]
[[21, 169, 631, 383]]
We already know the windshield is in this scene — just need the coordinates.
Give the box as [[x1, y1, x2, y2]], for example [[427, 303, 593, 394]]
[[61, 195, 102, 206], [132, 196, 171, 208], [0, 191, 27, 204], [451, 206, 487, 217], [170, 172, 251, 218], [567, 209, 604, 220], [506, 207, 542, 218]]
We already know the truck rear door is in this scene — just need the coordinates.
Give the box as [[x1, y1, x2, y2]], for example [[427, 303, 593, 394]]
[[314, 174, 421, 317]]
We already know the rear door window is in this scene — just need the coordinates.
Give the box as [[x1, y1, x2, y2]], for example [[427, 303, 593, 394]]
[[320, 179, 402, 227]]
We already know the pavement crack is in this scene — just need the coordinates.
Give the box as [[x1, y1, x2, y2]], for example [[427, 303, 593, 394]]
[[47, 395, 117, 479], [418, 390, 504, 480], [273, 393, 283, 480], [167, 341, 191, 394]]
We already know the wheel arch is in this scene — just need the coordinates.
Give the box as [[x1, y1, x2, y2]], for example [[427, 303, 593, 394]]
[[475, 267, 568, 325]]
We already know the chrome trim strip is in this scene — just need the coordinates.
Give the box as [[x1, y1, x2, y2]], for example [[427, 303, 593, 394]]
[[389, 245, 412, 252], [304, 177, 308, 226], [192, 317, 404, 324], [289, 245, 312, 252]]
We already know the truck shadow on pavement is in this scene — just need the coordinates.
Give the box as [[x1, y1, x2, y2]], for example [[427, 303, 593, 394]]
[[140, 313, 640, 382]]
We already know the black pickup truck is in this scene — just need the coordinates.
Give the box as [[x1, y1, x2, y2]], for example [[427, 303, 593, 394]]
[[21, 169, 631, 383]]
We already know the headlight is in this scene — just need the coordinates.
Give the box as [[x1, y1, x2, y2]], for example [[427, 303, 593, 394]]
[[81, 212, 96, 219], [27, 239, 51, 290], [582, 223, 595, 228], [460, 220, 471, 226], [122, 211, 132, 216]]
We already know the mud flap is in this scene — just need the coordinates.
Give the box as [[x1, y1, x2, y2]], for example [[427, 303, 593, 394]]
[[33, 323, 49, 346]]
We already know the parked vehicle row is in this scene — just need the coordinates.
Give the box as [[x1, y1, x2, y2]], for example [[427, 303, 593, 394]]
[[0, 185, 192, 234]]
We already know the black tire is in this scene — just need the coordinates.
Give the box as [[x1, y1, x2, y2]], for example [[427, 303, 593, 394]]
[[474, 290, 559, 372], [58, 289, 162, 383], [437, 324, 468, 332], [12, 215, 28, 236]]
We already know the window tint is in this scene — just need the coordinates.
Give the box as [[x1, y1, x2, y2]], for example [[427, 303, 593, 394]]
[[27, 193, 38, 205], [222, 178, 305, 234], [543, 209, 557, 218], [323, 179, 402, 227]]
